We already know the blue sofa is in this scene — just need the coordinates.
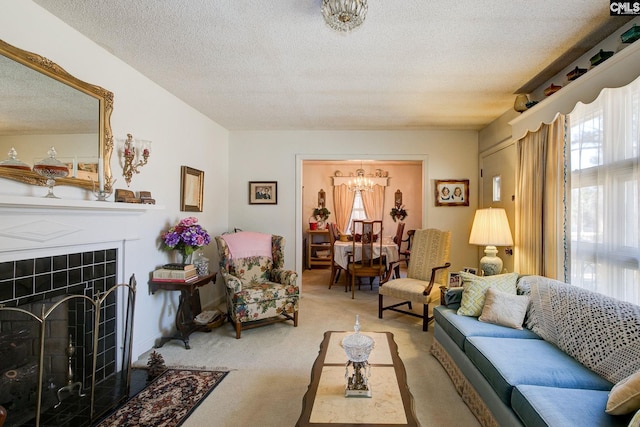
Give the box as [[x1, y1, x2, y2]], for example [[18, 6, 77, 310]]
[[430, 275, 640, 427]]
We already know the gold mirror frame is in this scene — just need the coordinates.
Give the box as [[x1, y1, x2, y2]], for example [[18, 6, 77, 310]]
[[0, 39, 113, 192]]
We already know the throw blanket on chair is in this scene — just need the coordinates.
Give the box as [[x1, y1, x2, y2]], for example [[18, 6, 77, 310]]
[[221, 231, 272, 260]]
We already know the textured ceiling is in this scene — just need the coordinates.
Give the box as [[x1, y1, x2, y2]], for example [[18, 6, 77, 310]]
[[34, 0, 617, 131]]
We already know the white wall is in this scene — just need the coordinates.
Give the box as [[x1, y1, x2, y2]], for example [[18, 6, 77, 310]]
[[229, 130, 480, 278], [1, 1, 229, 358]]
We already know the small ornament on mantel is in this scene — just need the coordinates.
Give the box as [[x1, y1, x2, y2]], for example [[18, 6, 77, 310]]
[[146, 350, 167, 381]]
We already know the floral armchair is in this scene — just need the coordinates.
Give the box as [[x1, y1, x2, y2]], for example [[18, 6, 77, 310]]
[[215, 232, 299, 338]]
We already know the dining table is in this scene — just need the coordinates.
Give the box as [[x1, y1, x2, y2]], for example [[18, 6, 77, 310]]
[[333, 239, 400, 271]]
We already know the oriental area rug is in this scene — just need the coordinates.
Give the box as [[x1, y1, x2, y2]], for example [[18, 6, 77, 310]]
[[96, 369, 228, 427]]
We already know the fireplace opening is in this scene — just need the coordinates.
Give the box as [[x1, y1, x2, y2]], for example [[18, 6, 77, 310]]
[[0, 249, 135, 427]]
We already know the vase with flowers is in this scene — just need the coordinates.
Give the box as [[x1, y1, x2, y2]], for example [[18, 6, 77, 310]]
[[161, 216, 211, 264]]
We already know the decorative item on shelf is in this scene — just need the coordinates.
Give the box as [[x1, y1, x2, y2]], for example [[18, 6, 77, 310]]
[[313, 207, 331, 229], [566, 66, 587, 81], [161, 216, 211, 265], [621, 24, 640, 44], [468, 208, 513, 276], [193, 250, 210, 276], [347, 163, 374, 193], [120, 133, 151, 187], [321, 0, 368, 32], [0, 147, 31, 170], [114, 188, 141, 203], [513, 94, 530, 112], [590, 49, 614, 67], [139, 190, 156, 205], [32, 147, 69, 199], [525, 100, 539, 109], [543, 83, 562, 97], [91, 177, 116, 201], [341, 314, 374, 397], [334, 170, 343, 177], [390, 205, 408, 222]]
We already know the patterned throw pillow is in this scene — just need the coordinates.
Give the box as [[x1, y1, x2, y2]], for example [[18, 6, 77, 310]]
[[479, 287, 530, 329], [457, 272, 519, 317]]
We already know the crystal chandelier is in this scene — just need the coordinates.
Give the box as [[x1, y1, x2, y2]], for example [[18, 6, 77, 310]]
[[348, 167, 374, 192], [322, 0, 368, 32]]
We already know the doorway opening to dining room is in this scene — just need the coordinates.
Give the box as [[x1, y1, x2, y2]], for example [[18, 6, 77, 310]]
[[296, 155, 428, 291]]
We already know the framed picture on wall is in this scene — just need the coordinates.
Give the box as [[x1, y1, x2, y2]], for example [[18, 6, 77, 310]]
[[249, 181, 277, 205], [435, 179, 469, 206], [181, 166, 204, 212]]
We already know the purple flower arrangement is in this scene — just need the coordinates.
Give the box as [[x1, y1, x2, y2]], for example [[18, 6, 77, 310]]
[[161, 217, 211, 257]]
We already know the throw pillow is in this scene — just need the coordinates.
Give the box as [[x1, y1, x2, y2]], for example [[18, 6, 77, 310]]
[[478, 287, 530, 329], [628, 409, 640, 427], [457, 272, 518, 317], [606, 371, 640, 415]]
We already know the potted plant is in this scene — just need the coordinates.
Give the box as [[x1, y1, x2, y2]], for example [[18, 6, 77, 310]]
[[390, 205, 408, 222]]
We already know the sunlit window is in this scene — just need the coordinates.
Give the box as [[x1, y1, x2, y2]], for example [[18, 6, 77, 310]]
[[346, 190, 367, 234]]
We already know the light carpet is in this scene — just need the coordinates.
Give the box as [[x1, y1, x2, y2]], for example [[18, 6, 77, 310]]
[[133, 268, 480, 427]]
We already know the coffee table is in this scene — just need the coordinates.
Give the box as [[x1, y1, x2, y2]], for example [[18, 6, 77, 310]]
[[297, 331, 420, 426]]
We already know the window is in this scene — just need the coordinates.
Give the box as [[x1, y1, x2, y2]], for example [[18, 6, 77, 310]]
[[568, 77, 640, 305], [346, 190, 367, 234]]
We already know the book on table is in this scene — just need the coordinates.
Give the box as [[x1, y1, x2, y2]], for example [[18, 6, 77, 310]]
[[151, 275, 200, 283], [153, 268, 198, 280], [163, 263, 196, 271]]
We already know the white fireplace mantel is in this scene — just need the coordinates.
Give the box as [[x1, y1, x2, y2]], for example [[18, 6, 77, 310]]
[[0, 195, 165, 212]]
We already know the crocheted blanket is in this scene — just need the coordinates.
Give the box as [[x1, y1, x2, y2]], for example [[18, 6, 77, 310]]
[[519, 275, 640, 384]]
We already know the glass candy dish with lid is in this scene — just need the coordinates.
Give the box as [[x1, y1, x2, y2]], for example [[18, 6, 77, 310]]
[[32, 146, 69, 198], [0, 147, 31, 171], [341, 314, 374, 397]]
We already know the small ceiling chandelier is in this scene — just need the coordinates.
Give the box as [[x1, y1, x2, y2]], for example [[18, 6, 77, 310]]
[[348, 167, 374, 193], [322, 0, 368, 32]]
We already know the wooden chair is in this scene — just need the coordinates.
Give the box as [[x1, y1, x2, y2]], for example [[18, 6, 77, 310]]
[[379, 228, 451, 331], [392, 222, 406, 278], [328, 222, 346, 288], [347, 220, 390, 299], [400, 229, 415, 267]]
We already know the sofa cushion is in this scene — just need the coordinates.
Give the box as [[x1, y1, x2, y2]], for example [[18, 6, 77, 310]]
[[465, 336, 613, 405], [521, 275, 640, 384], [434, 306, 540, 351], [479, 288, 530, 329], [457, 272, 518, 316], [513, 385, 631, 427], [607, 371, 640, 415]]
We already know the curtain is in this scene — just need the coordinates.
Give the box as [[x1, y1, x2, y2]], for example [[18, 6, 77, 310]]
[[515, 115, 566, 278], [332, 184, 355, 234], [361, 185, 385, 221], [568, 76, 640, 305]]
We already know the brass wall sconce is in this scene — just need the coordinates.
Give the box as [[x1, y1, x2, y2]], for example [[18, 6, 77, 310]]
[[120, 133, 151, 187]]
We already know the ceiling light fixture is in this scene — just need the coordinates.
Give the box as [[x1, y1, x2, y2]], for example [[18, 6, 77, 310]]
[[322, 0, 368, 32], [348, 164, 374, 193]]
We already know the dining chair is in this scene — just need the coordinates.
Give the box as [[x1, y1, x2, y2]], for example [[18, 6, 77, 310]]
[[347, 220, 390, 299], [378, 228, 451, 331], [328, 222, 347, 288], [400, 229, 415, 267]]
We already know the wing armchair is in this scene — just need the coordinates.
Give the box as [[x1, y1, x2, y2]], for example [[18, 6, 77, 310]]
[[215, 231, 299, 338]]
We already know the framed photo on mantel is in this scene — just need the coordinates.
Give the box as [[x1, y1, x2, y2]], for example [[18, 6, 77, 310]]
[[435, 179, 469, 207]]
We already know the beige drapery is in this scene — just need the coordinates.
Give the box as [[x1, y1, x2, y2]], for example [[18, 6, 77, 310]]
[[361, 185, 385, 221], [332, 184, 356, 234], [514, 115, 566, 278]]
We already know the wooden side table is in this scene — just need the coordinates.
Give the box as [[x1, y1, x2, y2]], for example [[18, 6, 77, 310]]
[[150, 272, 217, 349]]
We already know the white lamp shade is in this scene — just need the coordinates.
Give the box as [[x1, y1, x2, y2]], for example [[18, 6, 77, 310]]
[[469, 208, 513, 246]]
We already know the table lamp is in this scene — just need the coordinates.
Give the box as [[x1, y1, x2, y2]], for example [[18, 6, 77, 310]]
[[469, 208, 513, 276]]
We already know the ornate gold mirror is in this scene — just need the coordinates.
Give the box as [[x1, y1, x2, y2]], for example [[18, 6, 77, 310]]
[[0, 39, 113, 192]]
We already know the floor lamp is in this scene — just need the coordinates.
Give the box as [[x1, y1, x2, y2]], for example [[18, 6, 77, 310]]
[[469, 208, 513, 276]]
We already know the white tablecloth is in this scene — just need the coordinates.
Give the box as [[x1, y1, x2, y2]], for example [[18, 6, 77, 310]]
[[333, 241, 399, 270]]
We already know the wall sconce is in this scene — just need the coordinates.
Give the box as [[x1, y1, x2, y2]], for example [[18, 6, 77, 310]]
[[120, 133, 151, 187]]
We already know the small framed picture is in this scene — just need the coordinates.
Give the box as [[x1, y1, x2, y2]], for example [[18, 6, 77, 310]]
[[435, 179, 469, 207], [249, 181, 277, 205], [462, 266, 479, 275], [447, 272, 462, 288], [181, 166, 204, 212]]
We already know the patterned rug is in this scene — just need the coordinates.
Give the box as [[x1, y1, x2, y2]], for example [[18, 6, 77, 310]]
[[96, 369, 228, 427]]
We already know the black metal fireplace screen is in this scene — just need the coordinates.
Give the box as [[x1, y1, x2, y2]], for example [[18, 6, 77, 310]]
[[0, 250, 136, 427]]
